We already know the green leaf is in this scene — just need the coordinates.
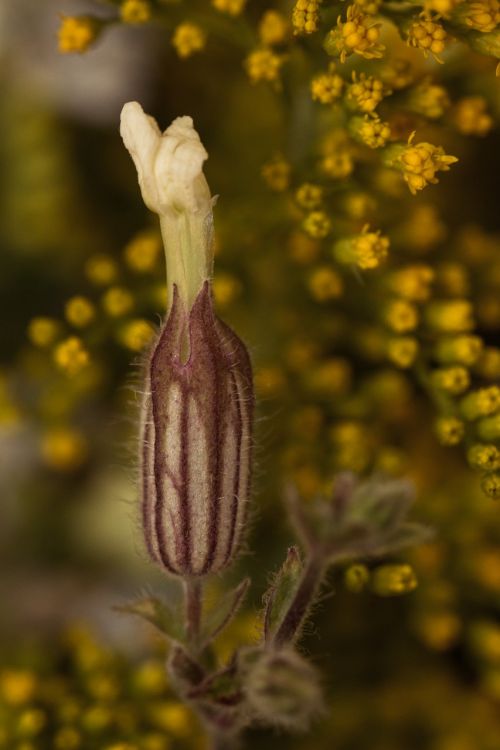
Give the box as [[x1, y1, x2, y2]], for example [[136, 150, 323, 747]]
[[199, 578, 251, 648], [263, 546, 303, 641], [114, 596, 184, 642]]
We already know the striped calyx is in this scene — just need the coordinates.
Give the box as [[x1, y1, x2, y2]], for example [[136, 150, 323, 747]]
[[141, 282, 254, 577]]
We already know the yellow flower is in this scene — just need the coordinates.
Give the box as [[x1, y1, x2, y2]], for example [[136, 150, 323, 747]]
[[407, 13, 448, 63], [120, 0, 152, 24], [431, 366, 470, 395], [259, 10, 289, 45], [387, 336, 419, 368], [306, 358, 351, 395], [245, 48, 284, 84], [389, 265, 434, 302], [311, 66, 344, 103], [425, 299, 474, 333], [65, 296, 95, 328], [454, 0, 500, 32], [133, 660, 168, 695], [468, 444, 500, 471], [461, 386, 500, 420], [17, 709, 46, 737], [102, 287, 134, 317], [344, 564, 370, 592], [394, 134, 458, 195], [371, 564, 418, 596], [58, 15, 99, 54], [324, 4, 385, 63], [53, 337, 89, 376], [347, 72, 385, 113], [424, 0, 460, 17], [212, 0, 246, 16], [295, 183, 323, 209], [406, 79, 450, 119], [452, 96, 493, 136], [27, 317, 61, 348], [384, 299, 419, 333], [334, 227, 390, 269], [261, 155, 291, 191], [0, 670, 36, 706], [482, 473, 500, 499], [292, 0, 322, 35], [302, 210, 332, 238], [149, 701, 193, 736], [307, 266, 343, 301], [85, 254, 118, 285], [119, 319, 155, 351], [320, 130, 354, 179], [353, 114, 391, 148], [41, 428, 88, 471], [475, 346, 500, 380], [124, 230, 161, 272], [172, 23, 206, 59]]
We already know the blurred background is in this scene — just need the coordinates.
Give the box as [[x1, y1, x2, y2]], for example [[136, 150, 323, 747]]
[[1, 1, 500, 748]]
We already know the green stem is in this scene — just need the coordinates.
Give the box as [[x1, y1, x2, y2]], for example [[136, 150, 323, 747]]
[[184, 578, 203, 651]]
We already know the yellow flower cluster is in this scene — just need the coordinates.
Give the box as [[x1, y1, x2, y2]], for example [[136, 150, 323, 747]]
[[311, 66, 344, 104], [212, 0, 246, 15], [347, 73, 385, 113], [65, 296, 95, 328], [58, 16, 99, 54], [120, 0, 152, 25], [245, 48, 284, 85], [295, 183, 323, 210], [41, 427, 88, 471], [456, 0, 500, 32], [397, 135, 458, 194], [431, 366, 470, 395], [406, 79, 450, 119], [371, 564, 418, 596], [334, 228, 390, 269], [307, 266, 344, 301], [353, 115, 391, 148], [258, 11, 289, 46], [172, 23, 206, 59], [406, 14, 448, 63], [389, 266, 434, 302], [435, 416, 465, 445], [452, 96, 493, 136], [325, 4, 385, 63], [292, 0, 322, 35], [387, 336, 419, 368], [302, 211, 332, 238], [53, 337, 89, 376]]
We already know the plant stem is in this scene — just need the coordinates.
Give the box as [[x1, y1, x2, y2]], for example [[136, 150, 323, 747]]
[[272, 553, 326, 649], [184, 578, 203, 650]]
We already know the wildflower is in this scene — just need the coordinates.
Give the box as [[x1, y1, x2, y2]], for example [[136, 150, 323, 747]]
[[245, 48, 284, 85], [172, 23, 206, 59], [435, 262, 469, 296], [431, 366, 470, 395], [321, 150, 354, 179], [324, 5, 385, 63], [254, 365, 287, 396], [425, 299, 474, 333], [461, 386, 500, 420], [346, 73, 385, 113], [384, 299, 419, 333], [85, 254, 117, 285], [212, 0, 246, 15], [406, 13, 448, 63], [389, 266, 434, 302], [150, 701, 192, 736], [306, 358, 351, 395], [58, 15, 99, 54], [468, 444, 500, 471], [307, 266, 343, 301], [0, 670, 36, 705], [452, 96, 493, 136], [65, 296, 95, 328], [292, 0, 322, 35], [435, 335, 483, 365], [371, 564, 418, 596], [482, 473, 500, 498], [124, 232, 160, 273], [311, 65, 344, 103], [344, 564, 370, 592], [357, 0, 382, 13], [295, 183, 323, 210], [391, 133, 458, 195], [53, 337, 89, 376], [334, 228, 389, 269], [387, 336, 419, 368], [120, 0, 152, 24], [121, 103, 254, 576], [41, 428, 88, 471], [351, 115, 391, 148], [27, 317, 61, 348], [424, 0, 461, 15], [17, 708, 46, 737], [261, 155, 291, 191], [102, 287, 134, 317], [302, 210, 331, 238], [475, 347, 500, 380], [453, 0, 500, 32], [259, 10, 289, 45], [406, 79, 450, 119], [119, 319, 155, 351]]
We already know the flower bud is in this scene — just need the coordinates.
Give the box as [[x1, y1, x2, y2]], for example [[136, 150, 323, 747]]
[[121, 103, 254, 577]]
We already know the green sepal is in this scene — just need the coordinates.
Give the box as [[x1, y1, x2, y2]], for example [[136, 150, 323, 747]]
[[263, 546, 303, 642], [199, 578, 251, 649], [114, 595, 184, 642]]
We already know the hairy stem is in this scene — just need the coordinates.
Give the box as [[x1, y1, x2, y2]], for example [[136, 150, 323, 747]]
[[184, 578, 203, 650], [272, 553, 326, 649]]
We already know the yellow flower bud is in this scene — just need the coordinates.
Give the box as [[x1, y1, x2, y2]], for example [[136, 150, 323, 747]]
[[435, 416, 465, 445], [468, 444, 500, 472], [120, 0, 152, 24], [431, 366, 470, 395], [344, 564, 370, 592], [307, 266, 343, 301], [245, 48, 284, 85], [58, 15, 100, 54], [259, 10, 289, 45], [53, 337, 89, 376], [65, 296, 95, 328], [27, 317, 61, 348], [172, 23, 206, 59], [119, 319, 155, 351], [371, 564, 418, 596]]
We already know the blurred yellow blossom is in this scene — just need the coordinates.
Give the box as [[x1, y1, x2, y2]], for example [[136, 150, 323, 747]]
[[53, 337, 89, 376], [120, 0, 152, 24], [172, 23, 206, 59], [58, 16, 99, 54], [41, 427, 88, 471]]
